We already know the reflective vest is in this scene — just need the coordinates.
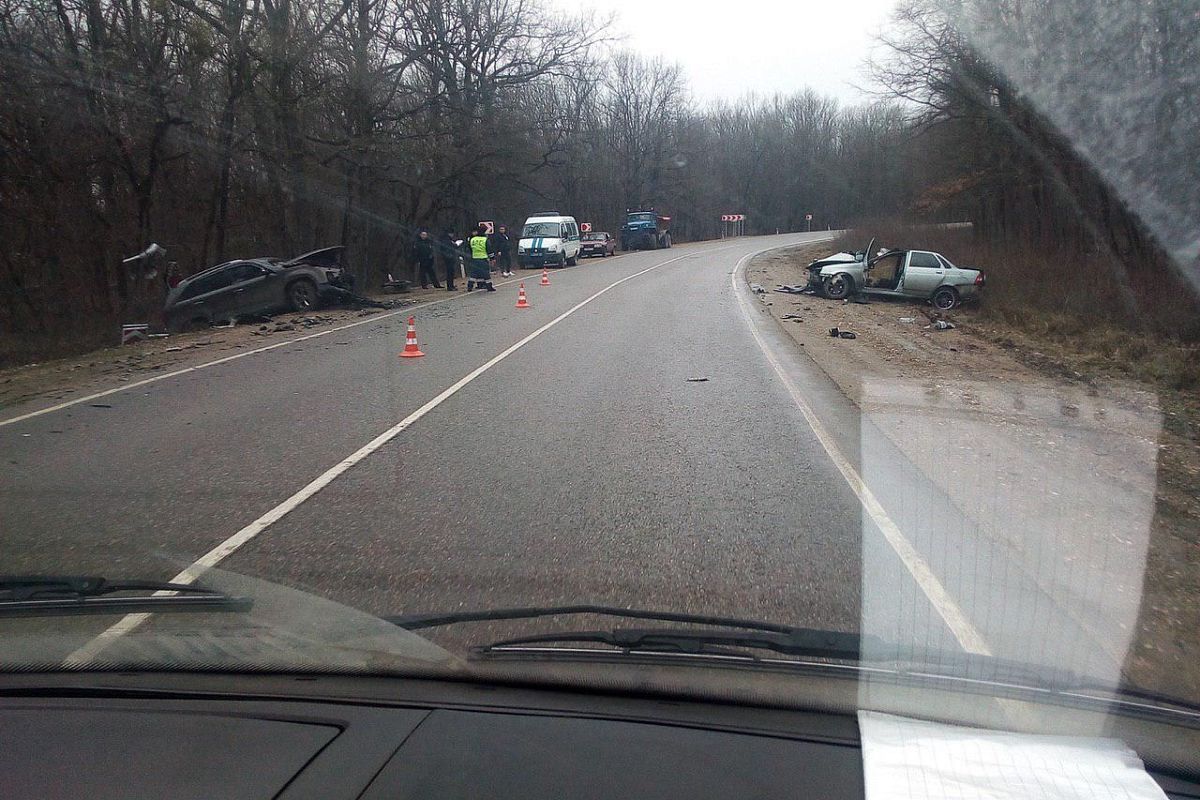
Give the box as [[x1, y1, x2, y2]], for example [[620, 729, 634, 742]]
[[469, 236, 489, 260]]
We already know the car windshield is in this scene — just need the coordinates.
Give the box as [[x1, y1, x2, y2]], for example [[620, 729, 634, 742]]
[[2, 0, 1199, 770], [522, 222, 561, 237]]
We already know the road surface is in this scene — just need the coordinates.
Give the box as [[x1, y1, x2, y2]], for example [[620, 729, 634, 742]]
[[0, 234, 1121, 685]]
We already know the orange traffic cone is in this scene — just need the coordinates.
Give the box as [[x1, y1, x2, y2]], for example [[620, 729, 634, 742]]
[[540, 267, 550, 286], [399, 316, 425, 358], [515, 283, 531, 309]]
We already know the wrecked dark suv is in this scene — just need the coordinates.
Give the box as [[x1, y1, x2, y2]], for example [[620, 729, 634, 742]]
[[164, 247, 353, 331]]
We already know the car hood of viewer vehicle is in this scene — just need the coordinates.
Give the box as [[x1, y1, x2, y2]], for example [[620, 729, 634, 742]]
[[5, 568, 459, 674]]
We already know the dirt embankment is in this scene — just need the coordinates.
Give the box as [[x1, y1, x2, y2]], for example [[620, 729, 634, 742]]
[[750, 243, 1200, 703]]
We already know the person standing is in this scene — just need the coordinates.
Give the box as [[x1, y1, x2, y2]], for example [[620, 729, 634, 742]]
[[491, 224, 513, 277], [412, 229, 441, 289], [437, 229, 459, 291], [467, 225, 496, 292]]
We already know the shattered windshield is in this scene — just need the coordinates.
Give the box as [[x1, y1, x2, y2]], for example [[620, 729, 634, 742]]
[[1, 0, 1198, 766]]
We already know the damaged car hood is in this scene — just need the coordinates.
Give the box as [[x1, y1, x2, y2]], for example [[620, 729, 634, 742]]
[[280, 246, 345, 269]]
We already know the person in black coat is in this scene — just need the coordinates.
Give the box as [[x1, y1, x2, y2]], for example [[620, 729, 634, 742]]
[[437, 229, 460, 291], [490, 225, 513, 276], [412, 229, 440, 289]]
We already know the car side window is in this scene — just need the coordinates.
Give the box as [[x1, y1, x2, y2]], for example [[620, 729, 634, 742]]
[[179, 267, 237, 301], [909, 252, 941, 269], [936, 254, 954, 269], [226, 263, 267, 284]]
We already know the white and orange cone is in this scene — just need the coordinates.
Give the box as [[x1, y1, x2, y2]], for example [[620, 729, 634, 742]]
[[399, 316, 425, 358], [540, 267, 550, 286], [515, 283, 530, 308]]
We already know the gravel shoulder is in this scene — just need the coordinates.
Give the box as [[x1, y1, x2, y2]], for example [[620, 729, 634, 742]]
[[750, 243, 1200, 702]]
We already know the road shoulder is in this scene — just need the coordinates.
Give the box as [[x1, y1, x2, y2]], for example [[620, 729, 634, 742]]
[[749, 243, 1200, 701]]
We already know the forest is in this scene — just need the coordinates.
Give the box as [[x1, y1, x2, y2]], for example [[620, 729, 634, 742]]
[[1, 0, 1196, 361]]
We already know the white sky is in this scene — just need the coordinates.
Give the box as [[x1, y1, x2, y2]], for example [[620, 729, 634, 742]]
[[560, 0, 899, 106]]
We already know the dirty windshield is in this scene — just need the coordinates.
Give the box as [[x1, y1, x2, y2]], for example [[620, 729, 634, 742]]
[[2, 0, 1199, 763], [522, 223, 562, 238]]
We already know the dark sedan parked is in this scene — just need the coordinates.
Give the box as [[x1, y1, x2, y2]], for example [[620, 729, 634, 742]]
[[164, 247, 352, 331], [579, 231, 616, 258]]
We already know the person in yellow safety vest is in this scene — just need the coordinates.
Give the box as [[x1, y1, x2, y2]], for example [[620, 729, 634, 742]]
[[467, 226, 496, 292]]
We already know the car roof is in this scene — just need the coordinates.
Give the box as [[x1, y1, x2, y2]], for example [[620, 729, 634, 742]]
[[180, 258, 274, 284]]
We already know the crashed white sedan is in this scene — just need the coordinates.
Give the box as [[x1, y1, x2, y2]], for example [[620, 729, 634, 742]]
[[807, 239, 985, 310]]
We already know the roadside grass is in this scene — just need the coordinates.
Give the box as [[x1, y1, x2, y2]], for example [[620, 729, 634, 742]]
[[816, 223, 1200, 699], [827, 223, 1200, 396]]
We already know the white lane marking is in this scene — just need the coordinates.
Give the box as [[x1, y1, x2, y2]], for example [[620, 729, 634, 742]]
[[1, 253, 641, 429], [64, 244, 732, 665], [730, 243, 994, 657]]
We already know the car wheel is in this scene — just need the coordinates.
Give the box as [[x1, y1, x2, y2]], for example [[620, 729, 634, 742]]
[[823, 273, 853, 300], [288, 279, 319, 311], [931, 286, 959, 310], [566, 253, 577, 267]]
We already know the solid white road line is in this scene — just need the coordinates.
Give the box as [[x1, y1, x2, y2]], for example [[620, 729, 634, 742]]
[[64, 244, 733, 665], [730, 243, 994, 657]]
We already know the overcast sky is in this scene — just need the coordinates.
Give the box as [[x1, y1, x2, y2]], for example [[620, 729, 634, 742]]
[[556, 0, 899, 106]]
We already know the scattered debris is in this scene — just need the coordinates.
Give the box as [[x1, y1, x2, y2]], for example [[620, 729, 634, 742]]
[[839, 331, 857, 339], [749, 283, 766, 294], [774, 284, 808, 294], [781, 313, 802, 320], [899, 317, 916, 323], [927, 319, 956, 330], [164, 346, 184, 352], [685, 377, 710, 382], [829, 327, 841, 337], [89, 403, 112, 408], [272, 323, 296, 332]]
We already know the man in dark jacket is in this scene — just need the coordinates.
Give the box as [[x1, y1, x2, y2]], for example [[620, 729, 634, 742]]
[[437, 229, 459, 291], [412, 229, 440, 289], [490, 225, 513, 277]]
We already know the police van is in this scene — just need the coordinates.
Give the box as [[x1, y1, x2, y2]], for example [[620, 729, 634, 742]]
[[517, 212, 582, 268]]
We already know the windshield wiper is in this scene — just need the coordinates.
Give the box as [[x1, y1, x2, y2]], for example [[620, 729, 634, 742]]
[[0, 575, 252, 618], [390, 605, 1089, 690], [477, 627, 864, 660], [390, 604, 818, 636]]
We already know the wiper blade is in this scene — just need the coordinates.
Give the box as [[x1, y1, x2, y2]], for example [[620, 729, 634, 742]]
[[389, 604, 812, 636], [0, 575, 252, 618], [477, 627, 864, 661]]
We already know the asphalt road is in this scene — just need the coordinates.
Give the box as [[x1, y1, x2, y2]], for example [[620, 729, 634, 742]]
[[1, 233, 1112, 681]]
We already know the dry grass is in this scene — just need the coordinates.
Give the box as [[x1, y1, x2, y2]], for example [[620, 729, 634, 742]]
[[832, 224, 1200, 394]]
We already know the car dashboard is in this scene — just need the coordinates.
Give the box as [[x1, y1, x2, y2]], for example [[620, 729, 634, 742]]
[[3, 673, 1199, 799]]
